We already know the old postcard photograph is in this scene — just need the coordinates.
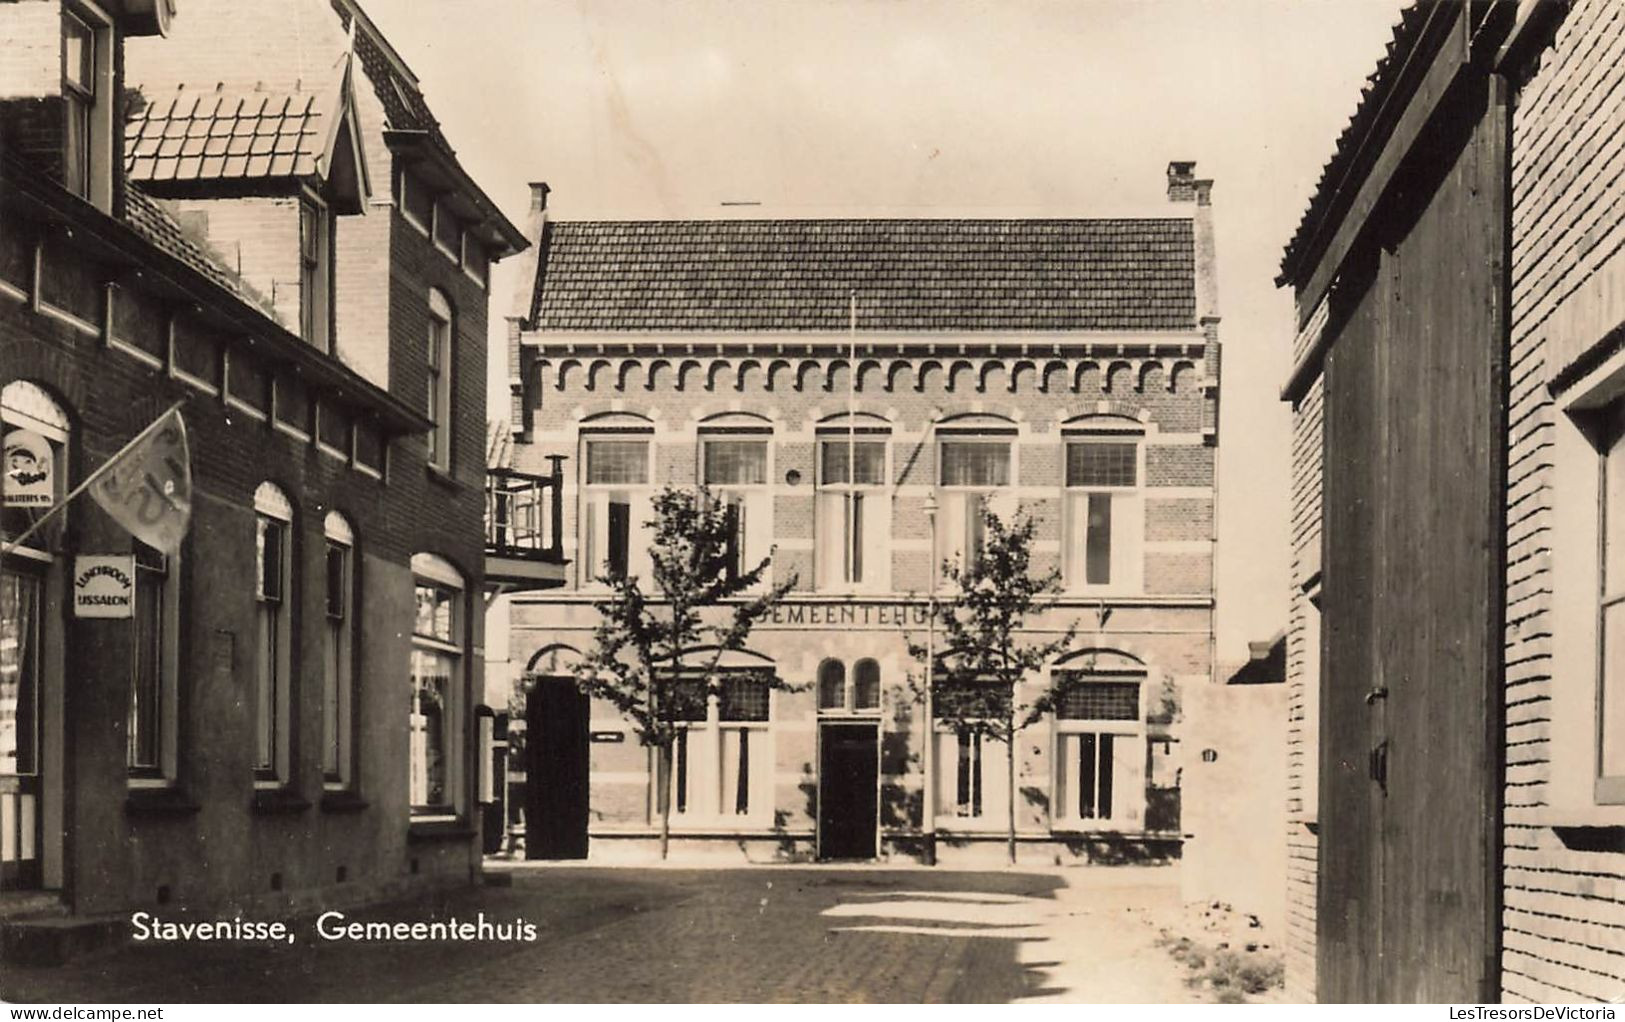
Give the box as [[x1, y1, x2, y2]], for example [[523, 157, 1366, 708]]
[[0, 0, 1620, 1007]]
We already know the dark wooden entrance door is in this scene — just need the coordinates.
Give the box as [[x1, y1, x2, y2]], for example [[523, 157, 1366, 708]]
[[525, 678, 589, 860], [1315, 40, 1506, 1002], [818, 723, 877, 860]]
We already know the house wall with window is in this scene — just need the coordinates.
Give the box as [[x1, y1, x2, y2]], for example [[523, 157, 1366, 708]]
[[0, 0, 523, 938], [501, 164, 1219, 863], [1498, 0, 1625, 1001]]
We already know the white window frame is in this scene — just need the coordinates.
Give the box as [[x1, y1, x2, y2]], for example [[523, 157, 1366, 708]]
[[426, 289, 452, 471], [935, 432, 1016, 577], [322, 512, 355, 790], [298, 190, 334, 353], [410, 553, 464, 820], [816, 657, 881, 715], [579, 432, 653, 588], [815, 432, 890, 592], [699, 430, 773, 588], [667, 671, 773, 826], [61, 1, 114, 212], [1062, 429, 1146, 594], [1050, 671, 1146, 830], [127, 540, 179, 787], [253, 482, 294, 788]]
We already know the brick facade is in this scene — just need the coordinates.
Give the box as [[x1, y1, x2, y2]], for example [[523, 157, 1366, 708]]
[[500, 168, 1220, 862]]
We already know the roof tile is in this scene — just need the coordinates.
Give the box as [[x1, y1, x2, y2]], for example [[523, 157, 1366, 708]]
[[125, 86, 327, 185], [532, 218, 1198, 332]]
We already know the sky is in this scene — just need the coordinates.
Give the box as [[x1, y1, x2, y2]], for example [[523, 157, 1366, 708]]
[[362, 0, 1406, 665]]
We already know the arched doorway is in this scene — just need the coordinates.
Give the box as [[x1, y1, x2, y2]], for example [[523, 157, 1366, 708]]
[[522, 648, 590, 860]]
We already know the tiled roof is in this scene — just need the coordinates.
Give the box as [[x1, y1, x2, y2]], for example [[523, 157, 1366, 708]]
[[126, 88, 327, 184], [1278, 2, 1430, 286], [531, 218, 1197, 333], [124, 187, 277, 318]]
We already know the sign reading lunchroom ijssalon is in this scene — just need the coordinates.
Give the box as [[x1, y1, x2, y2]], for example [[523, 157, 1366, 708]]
[[73, 555, 136, 619]]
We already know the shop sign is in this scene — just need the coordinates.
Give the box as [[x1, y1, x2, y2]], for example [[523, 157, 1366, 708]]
[[73, 555, 136, 619], [590, 731, 626, 743], [3, 429, 53, 507]]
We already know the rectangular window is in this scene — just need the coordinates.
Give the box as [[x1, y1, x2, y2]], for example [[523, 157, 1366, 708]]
[[397, 170, 433, 234], [1055, 732, 1115, 820], [940, 441, 1011, 487], [254, 515, 289, 781], [461, 233, 490, 288], [322, 540, 353, 785], [817, 440, 888, 590], [426, 294, 452, 470], [298, 197, 331, 351], [61, 11, 94, 200], [128, 545, 168, 776], [955, 728, 983, 817], [702, 437, 770, 586], [586, 441, 650, 485], [582, 438, 652, 585], [938, 440, 1011, 571], [1064, 439, 1143, 591], [432, 199, 460, 258], [703, 440, 767, 486], [1056, 680, 1140, 721], [1599, 403, 1625, 795], [411, 580, 462, 815]]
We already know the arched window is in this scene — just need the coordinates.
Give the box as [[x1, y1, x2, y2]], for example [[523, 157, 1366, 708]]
[[253, 482, 293, 783], [2, 381, 70, 554], [322, 511, 356, 787], [411, 552, 464, 817], [817, 659, 846, 711], [853, 659, 880, 711]]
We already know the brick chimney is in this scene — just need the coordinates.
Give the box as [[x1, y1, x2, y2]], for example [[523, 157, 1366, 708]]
[[1167, 161, 1197, 202], [528, 181, 550, 214]]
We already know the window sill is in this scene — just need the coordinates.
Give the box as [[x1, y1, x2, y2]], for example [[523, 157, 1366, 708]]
[[408, 818, 477, 842], [126, 787, 200, 817], [320, 790, 369, 814], [251, 789, 313, 815], [425, 464, 462, 492]]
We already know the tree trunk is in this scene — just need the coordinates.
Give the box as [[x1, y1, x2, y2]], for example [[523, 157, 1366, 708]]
[[1006, 733, 1017, 866], [659, 741, 672, 861]]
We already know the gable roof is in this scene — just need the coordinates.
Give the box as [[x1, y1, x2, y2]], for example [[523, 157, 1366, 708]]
[[530, 218, 1197, 333]]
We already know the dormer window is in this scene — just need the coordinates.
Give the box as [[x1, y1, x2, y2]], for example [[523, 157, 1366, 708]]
[[299, 195, 334, 351], [61, 3, 112, 210]]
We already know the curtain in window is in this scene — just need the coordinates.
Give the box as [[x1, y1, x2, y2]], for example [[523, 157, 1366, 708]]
[[704, 441, 767, 485], [586, 441, 650, 485], [820, 441, 885, 485], [1066, 442, 1138, 487], [129, 550, 165, 771], [940, 442, 1010, 486], [410, 650, 454, 809], [0, 571, 39, 776]]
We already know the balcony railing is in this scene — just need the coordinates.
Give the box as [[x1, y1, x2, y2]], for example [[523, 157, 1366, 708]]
[[485, 456, 566, 565]]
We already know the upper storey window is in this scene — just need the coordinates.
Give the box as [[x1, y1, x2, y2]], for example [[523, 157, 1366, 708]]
[[816, 426, 889, 592], [61, 3, 112, 211], [299, 195, 334, 352], [1063, 433, 1144, 593], [426, 289, 453, 471], [937, 432, 1014, 571], [701, 423, 772, 586]]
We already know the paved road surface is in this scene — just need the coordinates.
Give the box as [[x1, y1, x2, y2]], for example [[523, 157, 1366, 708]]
[[0, 864, 1196, 1003]]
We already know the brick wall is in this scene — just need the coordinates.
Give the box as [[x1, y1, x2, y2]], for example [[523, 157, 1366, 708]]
[[165, 196, 301, 329], [1501, 0, 1625, 1001]]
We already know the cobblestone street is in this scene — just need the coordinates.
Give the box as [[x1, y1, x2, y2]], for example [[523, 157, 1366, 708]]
[[0, 865, 1197, 1003]]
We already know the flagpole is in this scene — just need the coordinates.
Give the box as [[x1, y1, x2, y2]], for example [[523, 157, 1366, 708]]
[[848, 289, 857, 585], [0, 399, 186, 559]]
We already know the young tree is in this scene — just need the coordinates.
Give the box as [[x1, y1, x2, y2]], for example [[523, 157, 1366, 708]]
[[908, 504, 1077, 865], [577, 485, 797, 859]]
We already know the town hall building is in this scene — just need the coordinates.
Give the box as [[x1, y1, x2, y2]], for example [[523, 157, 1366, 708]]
[[497, 163, 1220, 863]]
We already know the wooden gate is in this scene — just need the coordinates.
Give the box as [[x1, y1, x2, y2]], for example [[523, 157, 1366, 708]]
[[1316, 62, 1507, 1002]]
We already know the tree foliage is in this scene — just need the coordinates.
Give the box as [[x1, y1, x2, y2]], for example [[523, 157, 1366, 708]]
[[908, 504, 1078, 862]]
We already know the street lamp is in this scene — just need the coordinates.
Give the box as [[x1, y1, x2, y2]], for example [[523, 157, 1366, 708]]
[[922, 490, 938, 867]]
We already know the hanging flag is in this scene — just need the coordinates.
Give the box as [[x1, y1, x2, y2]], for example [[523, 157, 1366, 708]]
[[89, 407, 192, 554]]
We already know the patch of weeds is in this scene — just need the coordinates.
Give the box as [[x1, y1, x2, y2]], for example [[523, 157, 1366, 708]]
[[1158, 929, 1284, 1003]]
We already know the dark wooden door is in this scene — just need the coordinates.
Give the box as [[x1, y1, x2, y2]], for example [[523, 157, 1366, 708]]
[[525, 679, 589, 860], [819, 723, 878, 860], [1316, 66, 1506, 1003]]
